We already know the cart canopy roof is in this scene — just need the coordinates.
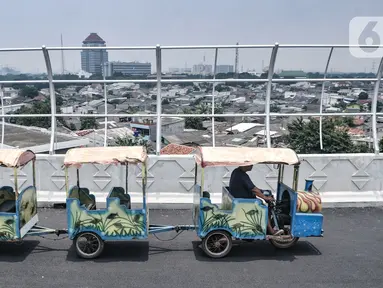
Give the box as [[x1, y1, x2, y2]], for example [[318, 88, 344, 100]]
[[195, 147, 300, 167], [64, 146, 147, 167], [0, 149, 36, 168]]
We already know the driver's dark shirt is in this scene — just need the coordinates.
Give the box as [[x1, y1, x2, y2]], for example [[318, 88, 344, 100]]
[[229, 167, 256, 198]]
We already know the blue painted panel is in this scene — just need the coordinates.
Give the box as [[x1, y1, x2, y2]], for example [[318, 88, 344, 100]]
[[304, 179, 314, 192], [277, 183, 324, 237], [67, 190, 147, 241], [278, 183, 298, 228], [16, 186, 38, 232], [292, 213, 323, 237], [0, 185, 39, 240], [192, 184, 201, 234], [16, 185, 39, 238], [198, 197, 267, 240]]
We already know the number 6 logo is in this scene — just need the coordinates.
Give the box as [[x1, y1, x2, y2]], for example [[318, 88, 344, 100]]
[[349, 17, 383, 58]]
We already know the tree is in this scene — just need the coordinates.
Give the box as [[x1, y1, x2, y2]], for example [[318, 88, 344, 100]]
[[69, 123, 77, 131], [56, 95, 64, 106], [358, 91, 368, 100], [270, 105, 280, 113], [211, 104, 225, 122], [352, 143, 373, 153], [162, 99, 169, 105], [287, 117, 369, 154], [333, 116, 356, 128], [11, 97, 62, 127], [182, 103, 225, 129], [190, 98, 203, 106], [20, 86, 39, 98], [183, 107, 204, 130], [108, 90, 114, 95], [112, 134, 152, 153], [11, 101, 51, 128], [215, 84, 230, 92], [80, 118, 98, 130], [114, 134, 148, 146], [334, 100, 347, 110], [10, 95, 66, 128], [123, 92, 131, 99]]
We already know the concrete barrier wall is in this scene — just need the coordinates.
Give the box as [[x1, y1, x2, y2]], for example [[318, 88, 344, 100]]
[[2, 154, 383, 208]]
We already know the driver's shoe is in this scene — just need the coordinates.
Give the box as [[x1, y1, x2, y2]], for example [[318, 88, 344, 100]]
[[273, 229, 284, 236]]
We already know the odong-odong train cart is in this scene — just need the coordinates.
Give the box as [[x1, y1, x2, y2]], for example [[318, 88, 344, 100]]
[[63, 146, 151, 259], [0, 149, 66, 243], [192, 146, 324, 258]]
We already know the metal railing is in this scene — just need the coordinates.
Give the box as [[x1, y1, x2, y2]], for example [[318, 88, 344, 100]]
[[0, 43, 382, 155]]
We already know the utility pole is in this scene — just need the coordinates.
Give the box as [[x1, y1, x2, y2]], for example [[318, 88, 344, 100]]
[[0, 84, 4, 148], [234, 42, 239, 78], [61, 33, 65, 74]]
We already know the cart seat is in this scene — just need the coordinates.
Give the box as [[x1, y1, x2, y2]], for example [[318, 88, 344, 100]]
[[107, 187, 131, 209], [68, 186, 96, 210], [82, 202, 96, 210], [202, 191, 210, 199], [0, 200, 16, 213], [119, 198, 131, 208]]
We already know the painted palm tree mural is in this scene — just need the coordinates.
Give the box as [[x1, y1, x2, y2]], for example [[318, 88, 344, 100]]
[[68, 199, 146, 239], [239, 208, 265, 236], [199, 199, 267, 239], [0, 216, 16, 240], [200, 205, 234, 232]]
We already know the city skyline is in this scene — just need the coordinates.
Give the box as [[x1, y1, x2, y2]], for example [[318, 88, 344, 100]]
[[0, 0, 381, 74]]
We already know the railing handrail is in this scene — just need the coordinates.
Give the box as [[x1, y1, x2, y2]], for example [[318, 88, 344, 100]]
[[1, 43, 383, 52], [0, 43, 382, 155]]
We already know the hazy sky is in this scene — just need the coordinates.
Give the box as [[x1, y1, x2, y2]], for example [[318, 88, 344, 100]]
[[0, 0, 382, 74]]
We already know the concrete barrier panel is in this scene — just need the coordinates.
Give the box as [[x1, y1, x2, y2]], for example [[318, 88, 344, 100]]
[[1, 153, 382, 208]]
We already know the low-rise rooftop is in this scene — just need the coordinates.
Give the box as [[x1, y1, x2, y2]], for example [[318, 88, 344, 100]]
[[160, 143, 196, 155], [1, 123, 89, 153]]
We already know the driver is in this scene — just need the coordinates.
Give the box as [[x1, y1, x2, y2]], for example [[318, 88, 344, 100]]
[[229, 165, 284, 236]]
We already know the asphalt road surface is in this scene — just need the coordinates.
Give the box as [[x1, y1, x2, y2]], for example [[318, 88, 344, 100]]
[[0, 207, 382, 288]]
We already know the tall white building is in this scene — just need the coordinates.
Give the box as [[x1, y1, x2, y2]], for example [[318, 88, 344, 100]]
[[80, 33, 108, 75]]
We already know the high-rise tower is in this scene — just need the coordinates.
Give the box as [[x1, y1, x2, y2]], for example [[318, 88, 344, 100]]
[[80, 33, 108, 75]]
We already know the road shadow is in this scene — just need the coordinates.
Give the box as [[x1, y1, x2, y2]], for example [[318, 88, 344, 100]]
[[0, 240, 40, 262], [192, 240, 322, 262], [148, 244, 194, 256], [66, 240, 149, 262], [30, 244, 69, 254]]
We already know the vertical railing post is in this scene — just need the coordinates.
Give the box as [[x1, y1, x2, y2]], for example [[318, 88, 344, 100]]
[[211, 48, 218, 147], [103, 63, 108, 147], [265, 43, 279, 148], [372, 57, 383, 154], [42, 46, 56, 155], [0, 84, 4, 148], [155, 45, 162, 155], [319, 47, 334, 150]]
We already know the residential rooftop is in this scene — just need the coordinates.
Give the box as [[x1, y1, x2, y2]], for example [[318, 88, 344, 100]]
[[1, 123, 89, 153]]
